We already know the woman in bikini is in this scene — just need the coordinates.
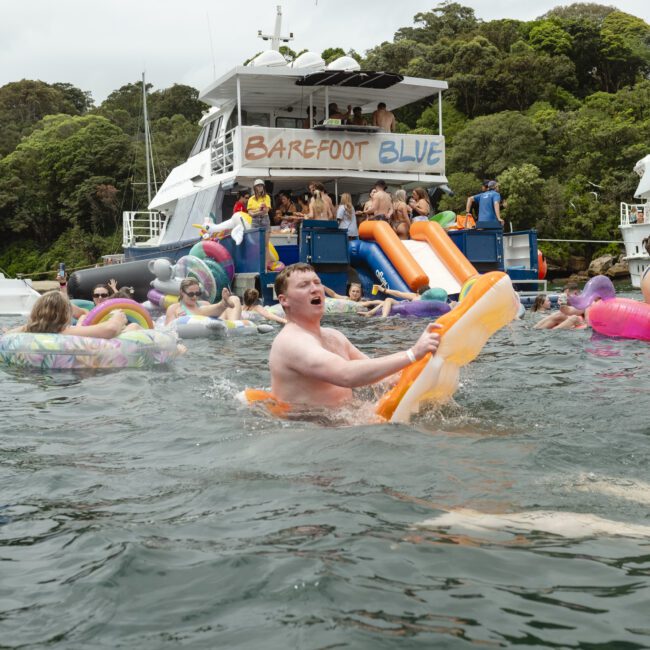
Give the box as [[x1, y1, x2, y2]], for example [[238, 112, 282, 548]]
[[165, 278, 242, 325]]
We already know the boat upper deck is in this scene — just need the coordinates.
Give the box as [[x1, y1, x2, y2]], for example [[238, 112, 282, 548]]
[[199, 66, 447, 115]]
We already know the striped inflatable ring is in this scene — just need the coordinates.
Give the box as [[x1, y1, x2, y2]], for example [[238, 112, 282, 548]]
[[202, 258, 230, 297], [83, 298, 154, 329], [175, 256, 217, 303], [189, 240, 235, 281]]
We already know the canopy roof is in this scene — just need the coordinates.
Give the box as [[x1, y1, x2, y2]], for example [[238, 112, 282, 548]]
[[199, 66, 447, 114]]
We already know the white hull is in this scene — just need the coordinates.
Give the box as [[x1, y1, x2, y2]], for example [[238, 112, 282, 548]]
[[619, 205, 650, 288], [0, 278, 40, 316]]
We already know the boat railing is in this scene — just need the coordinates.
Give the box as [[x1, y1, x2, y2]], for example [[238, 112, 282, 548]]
[[122, 211, 169, 247], [211, 129, 236, 175], [620, 202, 648, 225], [209, 125, 445, 177]]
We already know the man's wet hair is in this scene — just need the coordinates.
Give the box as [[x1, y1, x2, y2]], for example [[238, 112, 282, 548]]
[[274, 262, 316, 297]]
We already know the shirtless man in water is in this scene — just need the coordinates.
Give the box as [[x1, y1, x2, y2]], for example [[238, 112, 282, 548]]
[[269, 263, 441, 407]]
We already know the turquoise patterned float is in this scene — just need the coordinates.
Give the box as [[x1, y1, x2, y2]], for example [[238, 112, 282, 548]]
[[0, 330, 181, 370]]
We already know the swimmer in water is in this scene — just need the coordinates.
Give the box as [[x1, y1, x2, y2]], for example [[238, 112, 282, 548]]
[[269, 263, 441, 408]]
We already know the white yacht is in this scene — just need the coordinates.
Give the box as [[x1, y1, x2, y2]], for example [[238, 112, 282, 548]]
[[620, 154, 650, 287], [122, 7, 447, 260]]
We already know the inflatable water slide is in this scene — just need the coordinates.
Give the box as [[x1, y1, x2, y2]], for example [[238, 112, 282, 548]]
[[350, 220, 477, 297]]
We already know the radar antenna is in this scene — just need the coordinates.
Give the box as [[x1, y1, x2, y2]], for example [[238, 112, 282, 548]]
[[257, 5, 293, 51]]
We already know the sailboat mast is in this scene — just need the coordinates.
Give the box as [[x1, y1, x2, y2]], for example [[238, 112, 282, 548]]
[[142, 72, 153, 206]]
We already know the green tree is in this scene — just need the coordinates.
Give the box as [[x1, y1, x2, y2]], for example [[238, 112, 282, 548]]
[[528, 20, 573, 56], [0, 80, 85, 156], [478, 19, 524, 52], [395, 2, 478, 45], [449, 111, 545, 178], [96, 80, 150, 136], [321, 47, 346, 64], [148, 84, 207, 123], [0, 114, 131, 245], [598, 11, 650, 91], [413, 99, 467, 146], [497, 163, 545, 229]]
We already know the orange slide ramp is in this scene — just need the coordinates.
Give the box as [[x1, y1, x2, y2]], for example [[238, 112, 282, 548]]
[[359, 220, 477, 293]]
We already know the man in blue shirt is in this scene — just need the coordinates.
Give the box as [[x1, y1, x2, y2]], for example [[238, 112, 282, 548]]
[[466, 180, 503, 225]]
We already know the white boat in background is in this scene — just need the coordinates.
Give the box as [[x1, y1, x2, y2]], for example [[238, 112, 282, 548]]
[[121, 6, 448, 260], [620, 154, 650, 287], [0, 273, 40, 316]]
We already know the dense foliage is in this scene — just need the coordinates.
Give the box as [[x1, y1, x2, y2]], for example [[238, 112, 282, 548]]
[[1, 1, 650, 277]]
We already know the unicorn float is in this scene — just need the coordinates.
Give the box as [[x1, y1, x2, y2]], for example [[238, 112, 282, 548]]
[[193, 212, 285, 272]]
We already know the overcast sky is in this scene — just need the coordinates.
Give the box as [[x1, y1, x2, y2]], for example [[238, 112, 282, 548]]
[[2, 0, 649, 105]]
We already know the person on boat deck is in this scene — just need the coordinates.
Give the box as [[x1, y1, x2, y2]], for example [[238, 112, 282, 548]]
[[308, 182, 336, 219], [242, 288, 287, 325], [409, 187, 431, 222], [273, 191, 299, 229], [364, 180, 393, 221], [349, 107, 367, 126], [302, 107, 317, 129], [356, 190, 375, 227], [233, 189, 250, 214], [531, 294, 552, 313], [269, 263, 441, 408], [8, 291, 128, 339], [247, 179, 273, 269], [296, 193, 311, 219], [326, 103, 351, 122], [391, 189, 411, 239], [336, 192, 358, 238], [164, 278, 242, 325], [372, 102, 396, 133], [465, 180, 504, 226]]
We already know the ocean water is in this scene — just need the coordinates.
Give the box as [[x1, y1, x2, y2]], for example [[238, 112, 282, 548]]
[[1, 294, 650, 649]]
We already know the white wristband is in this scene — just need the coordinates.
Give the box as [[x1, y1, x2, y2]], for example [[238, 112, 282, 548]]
[[406, 348, 416, 364]]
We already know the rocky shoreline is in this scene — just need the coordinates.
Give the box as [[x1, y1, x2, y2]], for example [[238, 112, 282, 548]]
[[546, 253, 630, 284]]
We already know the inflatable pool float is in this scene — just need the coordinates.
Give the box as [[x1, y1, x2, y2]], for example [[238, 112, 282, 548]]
[[175, 256, 217, 303], [242, 271, 519, 423], [430, 210, 456, 229], [83, 298, 154, 329], [379, 299, 450, 319], [267, 298, 364, 319], [586, 299, 650, 341], [568, 275, 616, 310], [189, 240, 235, 281], [0, 330, 180, 370], [168, 315, 273, 339]]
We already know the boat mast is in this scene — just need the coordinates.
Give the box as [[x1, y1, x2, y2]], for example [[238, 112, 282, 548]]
[[142, 72, 157, 205], [257, 5, 293, 51]]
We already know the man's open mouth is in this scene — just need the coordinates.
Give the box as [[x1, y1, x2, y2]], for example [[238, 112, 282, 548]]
[[310, 297, 322, 305]]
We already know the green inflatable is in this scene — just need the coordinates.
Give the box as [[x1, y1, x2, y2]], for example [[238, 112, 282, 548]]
[[430, 210, 456, 228]]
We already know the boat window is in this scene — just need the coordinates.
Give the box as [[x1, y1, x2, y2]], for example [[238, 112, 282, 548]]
[[276, 117, 303, 129], [241, 110, 269, 127], [189, 126, 207, 157]]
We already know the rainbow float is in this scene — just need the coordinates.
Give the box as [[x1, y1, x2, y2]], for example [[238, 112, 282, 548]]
[[243, 271, 518, 423]]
